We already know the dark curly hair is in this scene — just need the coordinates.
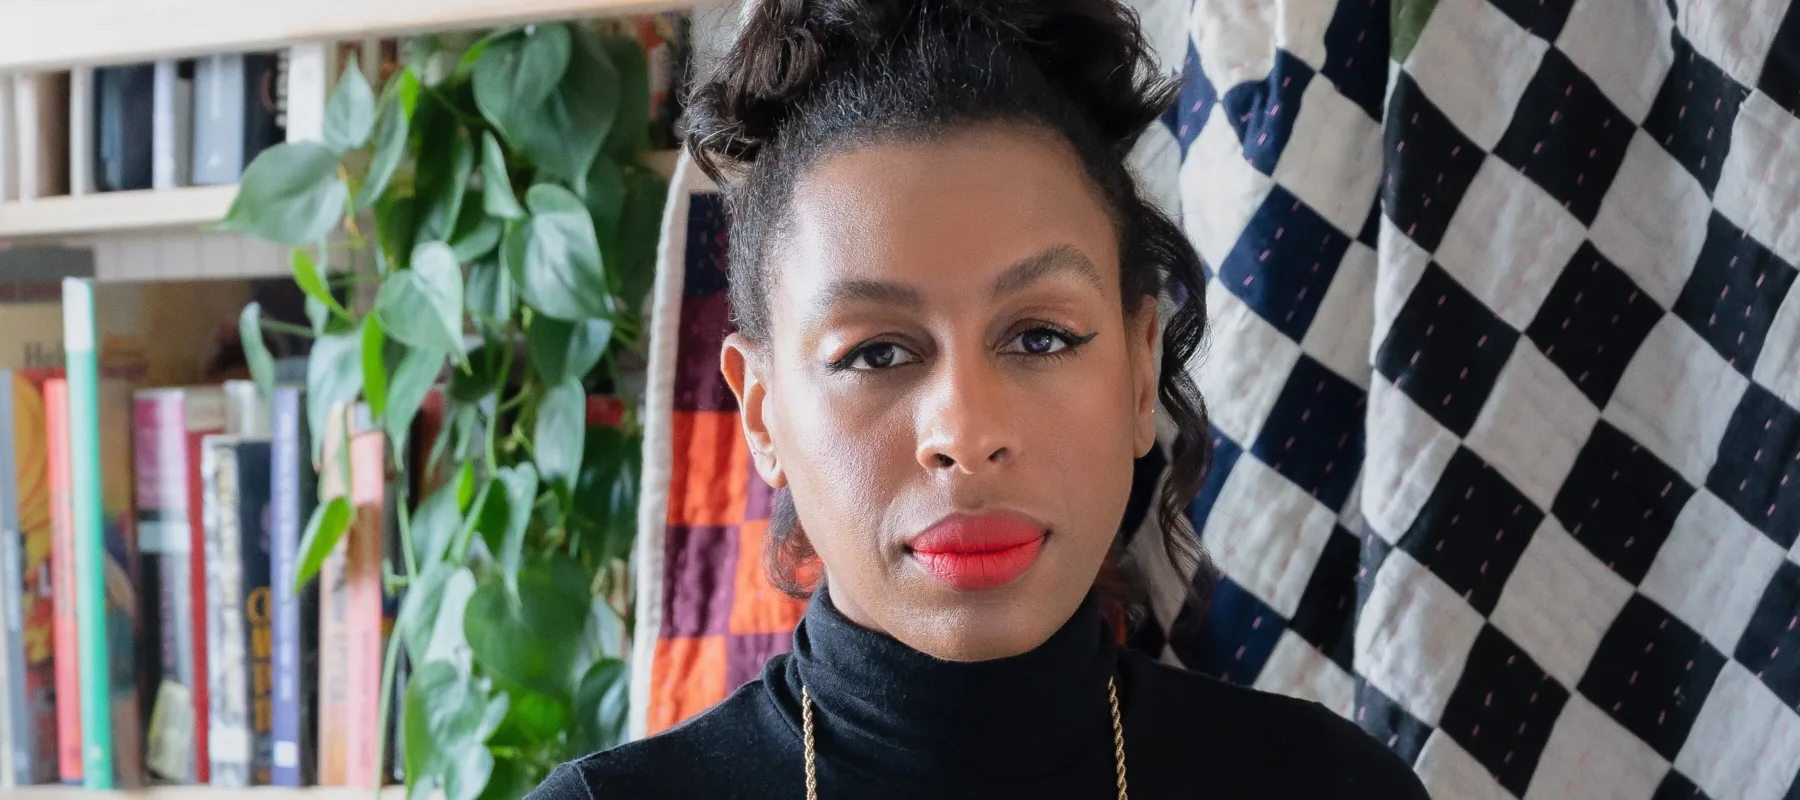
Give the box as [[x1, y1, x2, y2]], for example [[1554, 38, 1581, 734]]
[[683, 0, 1212, 624]]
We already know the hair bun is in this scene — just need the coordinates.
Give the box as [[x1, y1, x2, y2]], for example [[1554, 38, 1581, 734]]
[[685, 0, 1168, 181]]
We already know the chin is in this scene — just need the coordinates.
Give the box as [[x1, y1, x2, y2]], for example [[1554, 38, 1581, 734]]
[[901, 575, 1085, 662]]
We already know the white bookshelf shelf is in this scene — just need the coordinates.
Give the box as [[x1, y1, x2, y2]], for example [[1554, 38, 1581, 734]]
[[0, 186, 238, 240], [9, 788, 411, 799], [0, 0, 692, 72]]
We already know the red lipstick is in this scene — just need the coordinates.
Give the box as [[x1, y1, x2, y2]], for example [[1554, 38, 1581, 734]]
[[907, 512, 1047, 591]]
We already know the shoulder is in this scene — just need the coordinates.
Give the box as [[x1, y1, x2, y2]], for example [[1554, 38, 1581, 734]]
[[1124, 653, 1429, 799], [525, 676, 798, 800]]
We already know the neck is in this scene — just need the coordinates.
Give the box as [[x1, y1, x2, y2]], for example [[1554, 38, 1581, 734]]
[[779, 587, 1118, 787]]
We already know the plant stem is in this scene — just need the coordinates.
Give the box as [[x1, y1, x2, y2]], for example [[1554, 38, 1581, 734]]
[[259, 319, 318, 339], [373, 631, 402, 800], [396, 482, 418, 578]]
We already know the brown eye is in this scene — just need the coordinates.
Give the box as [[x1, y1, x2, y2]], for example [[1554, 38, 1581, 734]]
[[844, 342, 920, 370]]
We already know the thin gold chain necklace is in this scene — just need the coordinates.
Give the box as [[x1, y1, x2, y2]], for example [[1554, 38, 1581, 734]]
[[799, 677, 1129, 800]]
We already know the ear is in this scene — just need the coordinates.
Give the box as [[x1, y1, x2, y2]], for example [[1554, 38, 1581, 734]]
[[1129, 295, 1160, 458], [722, 333, 787, 488]]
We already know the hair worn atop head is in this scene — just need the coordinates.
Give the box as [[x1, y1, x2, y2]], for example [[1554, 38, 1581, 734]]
[[685, 0, 1214, 626]]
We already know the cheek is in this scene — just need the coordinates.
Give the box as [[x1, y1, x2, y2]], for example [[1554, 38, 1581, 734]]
[[765, 364, 912, 556]]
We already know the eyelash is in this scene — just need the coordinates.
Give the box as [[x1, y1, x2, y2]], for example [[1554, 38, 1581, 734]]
[[827, 324, 1098, 372]]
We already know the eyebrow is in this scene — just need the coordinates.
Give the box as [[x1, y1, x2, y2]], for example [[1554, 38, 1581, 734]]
[[810, 244, 1104, 319]]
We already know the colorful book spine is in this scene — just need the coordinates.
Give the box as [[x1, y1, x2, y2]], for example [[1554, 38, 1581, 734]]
[[234, 439, 274, 785], [61, 279, 112, 789], [185, 391, 224, 784], [62, 278, 143, 788], [202, 439, 246, 786], [0, 369, 60, 785], [269, 388, 316, 787], [315, 405, 384, 787], [44, 379, 78, 785], [133, 388, 223, 783]]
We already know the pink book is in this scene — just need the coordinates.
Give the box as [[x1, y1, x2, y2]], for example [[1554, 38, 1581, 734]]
[[316, 405, 384, 787]]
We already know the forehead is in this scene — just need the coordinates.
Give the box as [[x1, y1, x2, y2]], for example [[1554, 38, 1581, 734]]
[[771, 125, 1120, 305]]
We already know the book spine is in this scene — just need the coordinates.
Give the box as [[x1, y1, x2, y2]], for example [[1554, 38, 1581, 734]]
[[66, 69, 92, 197], [0, 369, 29, 786], [43, 379, 79, 785], [151, 61, 180, 190], [344, 417, 385, 789], [61, 280, 111, 789], [203, 440, 249, 787], [92, 66, 154, 193], [232, 441, 274, 785], [132, 392, 193, 783], [0, 77, 16, 203], [244, 54, 288, 159], [185, 392, 226, 785], [269, 388, 315, 787], [190, 55, 244, 187], [9, 372, 63, 786], [315, 408, 349, 786]]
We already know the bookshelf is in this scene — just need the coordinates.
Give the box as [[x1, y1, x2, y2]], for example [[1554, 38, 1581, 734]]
[[0, 0, 692, 72], [10, 788, 412, 799], [0, 186, 238, 240]]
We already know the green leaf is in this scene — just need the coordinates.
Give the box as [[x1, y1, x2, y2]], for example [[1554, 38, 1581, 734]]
[[572, 658, 629, 754], [356, 69, 420, 209], [584, 156, 625, 254], [219, 142, 346, 245], [290, 248, 341, 317], [476, 691, 510, 743], [450, 201, 503, 262], [533, 379, 586, 490], [473, 26, 571, 143], [444, 745, 493, 800], [480, 132, 524, 220], [617, 167, 668, 309], [417, 126, 475, 243], [402, 661, 487, 785], [305, 331, 364, 462], [324, 54, 376, 154], [514, 31, 618, 184], [238, 303, 277, 399], [597, 35, 649, 160], [476, 758, 535, 800], [448, 337, 503, 403], [410, 481, 465, 568], [493, 686, 570, 743], [571, 427, 639, 564], [512, 184, 611, 320], [293, 497, 352, 590], [306, 295, 330, 337], [464, 556, 587, 697], [527, 316, 612, 385], [376, 242, 466, 356], [360, 316, 389, 418], [385, 346, 443, 455], [465, 257, 515, 325], [482, 466, 538, 583], [375, 194, 419, 271], [397, 562, 453, 662]]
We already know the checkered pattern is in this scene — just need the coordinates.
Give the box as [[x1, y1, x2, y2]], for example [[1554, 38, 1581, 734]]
[[627, 160, 808, 739], [1159, 0, 1800, 797]]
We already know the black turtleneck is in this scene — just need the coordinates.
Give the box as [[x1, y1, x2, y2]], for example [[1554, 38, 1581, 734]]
[[529, 591, 1429, 799]]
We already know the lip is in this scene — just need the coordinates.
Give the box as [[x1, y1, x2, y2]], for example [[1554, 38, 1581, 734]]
[[906, 511, 1048, 591]]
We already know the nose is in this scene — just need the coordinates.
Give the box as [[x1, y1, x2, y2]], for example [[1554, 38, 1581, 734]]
[[915, 352, 1015, 474]]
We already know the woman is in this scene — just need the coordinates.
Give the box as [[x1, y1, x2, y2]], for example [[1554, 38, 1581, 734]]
[[533, 1, 1430, 797]]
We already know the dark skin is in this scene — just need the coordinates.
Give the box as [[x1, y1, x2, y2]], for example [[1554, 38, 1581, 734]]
[[722, 124, 1160, 661]]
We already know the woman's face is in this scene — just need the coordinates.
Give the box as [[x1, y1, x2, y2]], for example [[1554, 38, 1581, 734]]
[[722, 125, 1159, 661]]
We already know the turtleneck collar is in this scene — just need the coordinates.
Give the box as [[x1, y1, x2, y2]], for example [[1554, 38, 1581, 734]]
[[773, 586, 1119, 791]]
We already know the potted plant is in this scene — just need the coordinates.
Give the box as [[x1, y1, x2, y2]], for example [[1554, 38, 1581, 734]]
[[222, 21, 664, 798]]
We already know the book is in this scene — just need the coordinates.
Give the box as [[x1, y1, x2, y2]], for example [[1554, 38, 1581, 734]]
[[61, 278, 144, 788], [201, 436, 274, 786], [0, 369, 61, 785], [151, 60, 194, 190], [192, 54, 285, 186], [133, 387, 224, 783], [11, 73, 71, 200], [67, 68, 93, 196], [269, 387, 317, 787], [316, 405, 383, 787], [0, 77, 15, 203], [43, 379, 78, 785], [93, 65, 155, 193], [224, 380, 271, 439]]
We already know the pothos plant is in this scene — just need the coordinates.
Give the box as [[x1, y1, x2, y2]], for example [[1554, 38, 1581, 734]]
[[220, 21, 664, 800]]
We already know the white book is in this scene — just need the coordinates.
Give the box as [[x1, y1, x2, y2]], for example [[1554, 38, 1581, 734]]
[[68, 66, 92, 196], [152, 60, 193, 190], [0, 76, 16, 203]]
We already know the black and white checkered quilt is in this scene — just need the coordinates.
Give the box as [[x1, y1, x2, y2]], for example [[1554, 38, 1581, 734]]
[[1130, 0, 1800, 797]]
